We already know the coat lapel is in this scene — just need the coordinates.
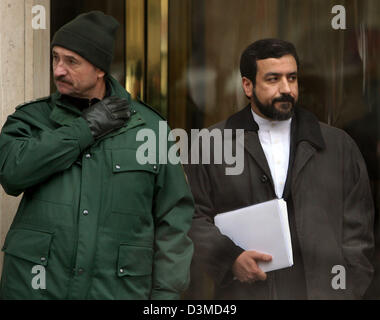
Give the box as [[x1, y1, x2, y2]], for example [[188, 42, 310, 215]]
[[292, 142, 317, 182], [291, 107, 326, 184], [225, 105, 274, 188], [244, 132, 274, 186]]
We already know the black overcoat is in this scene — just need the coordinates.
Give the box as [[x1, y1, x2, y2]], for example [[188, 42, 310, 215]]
[[185, 106, 374, 300]]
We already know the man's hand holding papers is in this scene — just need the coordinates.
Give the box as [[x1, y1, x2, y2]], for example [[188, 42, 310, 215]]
[[214, 199, 294, 282], [232, 251, 272, 283]]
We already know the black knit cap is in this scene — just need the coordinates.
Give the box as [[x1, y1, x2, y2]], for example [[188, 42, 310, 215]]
[[51, 11, 119, 74]]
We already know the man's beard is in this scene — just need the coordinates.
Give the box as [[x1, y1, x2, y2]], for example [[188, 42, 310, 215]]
[[252, 91, 296, 121]]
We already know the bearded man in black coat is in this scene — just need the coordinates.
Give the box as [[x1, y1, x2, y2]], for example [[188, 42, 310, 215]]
[[185, 39, 375, 300]]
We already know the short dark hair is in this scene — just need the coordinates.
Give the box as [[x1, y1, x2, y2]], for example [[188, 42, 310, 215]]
[[240, 39, 300, 86]]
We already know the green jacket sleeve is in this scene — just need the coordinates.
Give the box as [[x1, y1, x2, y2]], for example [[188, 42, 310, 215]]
[[150, 160, 194, 300], [0, 109, 94, 196]]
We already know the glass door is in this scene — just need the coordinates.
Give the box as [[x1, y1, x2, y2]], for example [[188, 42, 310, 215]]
[[128, 0, 380, 299]]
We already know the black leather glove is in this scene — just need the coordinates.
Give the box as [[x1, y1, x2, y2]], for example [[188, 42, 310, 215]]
[[82, 96, 131, 140]]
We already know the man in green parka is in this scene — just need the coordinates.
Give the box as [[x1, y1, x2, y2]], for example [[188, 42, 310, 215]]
[[0, 11, 194, 300]]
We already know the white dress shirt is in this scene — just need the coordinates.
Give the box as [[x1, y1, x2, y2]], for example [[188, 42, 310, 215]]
[[252, 110, 292, 198]]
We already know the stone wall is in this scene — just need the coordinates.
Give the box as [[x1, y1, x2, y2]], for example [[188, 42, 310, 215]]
[[0, 0, 50, 274]]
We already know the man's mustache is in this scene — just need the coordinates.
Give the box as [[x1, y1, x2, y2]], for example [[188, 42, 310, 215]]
[[272, 94, 295, 105], [54, 76, 72, 85]]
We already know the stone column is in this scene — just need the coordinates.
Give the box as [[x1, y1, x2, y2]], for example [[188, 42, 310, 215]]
[[0, 0, 50, 274]]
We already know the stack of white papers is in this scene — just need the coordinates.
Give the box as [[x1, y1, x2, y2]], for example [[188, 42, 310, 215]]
[[214, 199, 293, 273]]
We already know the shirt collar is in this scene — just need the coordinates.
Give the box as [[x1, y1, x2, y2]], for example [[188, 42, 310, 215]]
[[224, 105, 325, 151]]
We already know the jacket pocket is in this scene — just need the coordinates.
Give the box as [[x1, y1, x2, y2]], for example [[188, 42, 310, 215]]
[[112, 149, 160, 175], [2, 228, 53, 266], [117, 244, 153, 277], [111, 149, 159, 215], [1, 228, 53, 299]]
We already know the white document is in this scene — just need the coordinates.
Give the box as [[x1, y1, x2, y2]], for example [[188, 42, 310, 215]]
[[214, 199, 293, 273]]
